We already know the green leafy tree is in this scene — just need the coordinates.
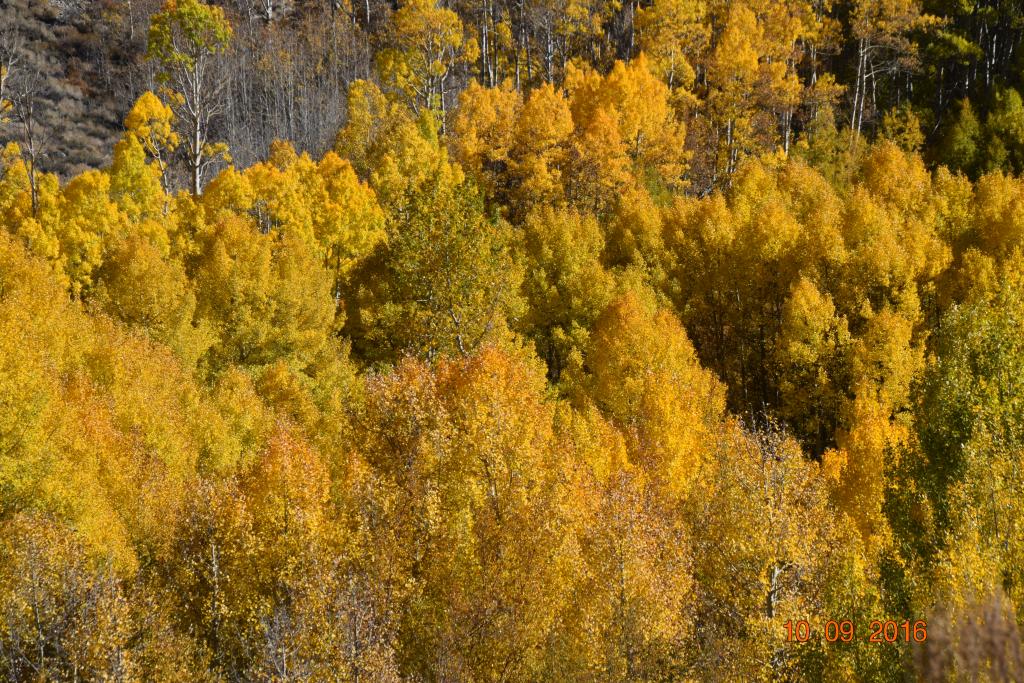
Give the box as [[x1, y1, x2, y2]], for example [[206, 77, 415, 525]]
[[147, 0, 233, 195], [349, 177, 524, 362]]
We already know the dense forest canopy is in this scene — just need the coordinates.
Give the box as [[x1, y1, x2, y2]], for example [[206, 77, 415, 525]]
[[6, 0, 1024, 185], [3, 0, 1024, 680]]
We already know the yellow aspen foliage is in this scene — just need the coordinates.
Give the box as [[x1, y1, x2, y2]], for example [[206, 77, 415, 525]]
[[437, 346, 556, 533], [951, 472, 1024, 619], [337, 88, 464, 213], [930, 522, 1006, 618], [848, 306, 923, 414], [0, 234, 81, 500], [605, 184, 667, 271], [775, 159, 848, 281], [973, 171, 1024, 257], [244, 142, 386, 307], [109, 136, 173, 230], [848, 144, 951, 307], [26, 372, 136, 572], [550, 403, 693, 679], [828, 306, 922, 548], [436, 348, 574, 661], [210, 367, 273, 462], [255, 362, 322, 431], [706, 3, 763, 174], [554, 400, 632, 484], [520, 205, 615, 382], [376, 0, 479, 113], [569, 55, 690, 187], [92, 235, 213, 368], [334, 79, 393, 179], [244, 525, 401, 682], [943, 247, 999, 306], [0, 235, 132, 568], [774, 277, 851, 454], [83, 318, 237, 543], [244, 141, 318, 246], [729, 160, 804, 265], [0, 233, 237, 574], [807, 519, 892, 679], [911, 259, 1024, 617], [562, 61, 607, 134], [556, 0, 613, 53], [635, 0, 708, 90], [147, 0, 233, 195], [930, 165, 975, 251], [241, 423, 333, 581], [840, 189, 948, 326], [567, 106, 635, 214], [123, 91, 179, 195], [745, 0, 818, 61], [450, 80, 522, 198], [12, 5, 1024, 675], [159, 478, 263, 675], [358, 347, 578, 680], [191, 214, 335, 371], [830, 317, 911, 534], [199, 164, 255, 224], [830, 395, 900, 552], [53, 171, 128, 296], [839, 189, 916, 313], [859, 140, 933, 214], [697, 0, 808, 178], [562, 58, 689, 217], [664, 160, 809, 417], [508, 82, 574, 212], [848, 0, 936, 140], [0, 149, 64, 280], [124, 91, 178, 153], [313, 152, 387, 291], [582, 292, 725, 497], [661, 192, 736, 367], [573, 469, 692, 679], [686, 423, 842, 679]]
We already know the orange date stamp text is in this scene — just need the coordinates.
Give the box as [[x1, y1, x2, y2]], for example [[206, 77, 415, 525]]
[[784, 619, 927, 643]]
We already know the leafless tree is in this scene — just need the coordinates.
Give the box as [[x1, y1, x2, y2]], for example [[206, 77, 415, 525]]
[[0, 518, 131, 682], [10, 67, 52, 217]]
